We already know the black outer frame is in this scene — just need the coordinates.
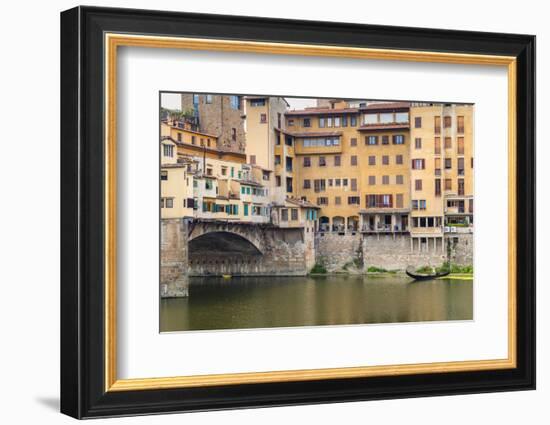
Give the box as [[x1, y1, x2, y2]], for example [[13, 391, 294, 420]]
[[60, 6, 536, 419]]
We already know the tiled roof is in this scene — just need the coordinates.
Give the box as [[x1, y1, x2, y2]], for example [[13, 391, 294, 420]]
[[285, 107, 359, 116], [359, 102, 410, 111]]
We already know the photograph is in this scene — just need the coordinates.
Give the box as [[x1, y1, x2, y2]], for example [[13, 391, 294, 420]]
[[159, 93, 474, 332]]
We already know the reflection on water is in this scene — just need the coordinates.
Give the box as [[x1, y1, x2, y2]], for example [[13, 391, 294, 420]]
[[160, 275, 473, 332]]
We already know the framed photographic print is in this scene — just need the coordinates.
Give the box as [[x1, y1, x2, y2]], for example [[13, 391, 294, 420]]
[[60, 6, 536, 419]]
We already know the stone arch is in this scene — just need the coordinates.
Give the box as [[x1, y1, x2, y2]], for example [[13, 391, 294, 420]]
[[188, 231, 263, 256]]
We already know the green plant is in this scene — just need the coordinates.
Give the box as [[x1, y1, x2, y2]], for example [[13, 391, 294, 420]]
[[416, 265, 435, 274], [367, 266, 387, 273], [310, 263, 327, 274]]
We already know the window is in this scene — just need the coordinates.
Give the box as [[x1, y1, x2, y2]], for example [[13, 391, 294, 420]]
[[366, 194, 393, 208], [393, 135, 405, 145], [285, 136, 293, 146], [412, 200, 427, 210], [177, 133, 182, 142], [412, 159, 425, 169], [314, 179, 326, 192], [286, 119, 294, 127], [434, 116, 441, 134], [250, 98, 265, 107], [334, 117, 341, 127], [435, 137, 441, 154], [368, 175, 376, 185], [302, 137, 340, 147], [366, 135, 378, 145], [291, 208, 299, 221], [350, 178, 357, 191], [364, 114, 377, 125], [317, 197, 328, 205], [415, 138, 422, 149], [230, 95, 240, 109], [285, 156, 293, 172], [342, 116, 348, 127], [415, 179, 422, 191], [319, 117, 325, 128], [303, 156, 311, 167], [444, 137, 452, 149], [382, 175, 390, 185], [351, 155, 358, 166], [205, 95, 213, 103], [444, 116, 452, 128], [260, 114, 267, 123], [193, 94, 200, 105], [445, 158, 452, 169], [435, 178, 441, 196], [326, 117, 333, 128], [458, 157, 465, 175], [457, 137, 465, 154], [335, 196, 341, 205], [396, 154, 403, 165], [328, 179, 333, 187], [286, 177, 293, 193], [445, 178, 452, 190], [274, 155, 281, 165], [396, 194, 404, 208], [471, 157, 474, 168], [350, 115, 357, 126], [205, 179, 214, 189], [457, 116, 465, 133], [221, 167, 227, 176], [435, 158, 441, 175], [348, 196, 360, 205], [458, 178, 465, 195], [160, 171, 168, 181], [396, 175, 404, 185], [191, 135, 196, 145], [415, 117, 422, 128], [281, 209, 289, 221], [382, 155, 389, 165], [250, 155, 256, 165], [382, 135, 389, 145], [343, 178, 348, 186], [335, 178, 341, 187], [334, 155, 341, 166], [350, 137, 357, 147], [395, 112, 409, 123], [380, 113, 393, 123], [319, 156, 326, 166], [303, 118, 311, 127], [368, 156, 376, 166], [163, 144, 174, 157], [275, 176, 281, 187], [232, 128, 237, 141]]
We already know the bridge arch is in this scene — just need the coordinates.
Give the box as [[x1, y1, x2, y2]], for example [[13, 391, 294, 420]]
[[188, 231, 263, 256]]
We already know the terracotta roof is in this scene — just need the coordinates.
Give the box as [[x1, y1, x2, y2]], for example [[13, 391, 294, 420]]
[[285, 107, 359, 116], [285, 131, 342, 138], [285, 197, 320, 209], [358, 123, 409, 131], [359, 102, 410, 111]]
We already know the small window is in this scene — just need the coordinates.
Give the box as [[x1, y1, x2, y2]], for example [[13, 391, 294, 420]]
[[415, 117, 422, 128], [335, 196, 341, 205], [319, 117, 325, 128], [445, 178, 452, 190], [350, 138, 357, 147], [205, 95, 213, 104], [366, 135, 378, 145], [351, 155, 358, 166], [457, 116, 465, 133], [415, 138, 422, 149], [291, 208, 299, 221], [250, 155, 256, 165], [368, 175, 376, 185], [393, 135, 405, 145], [381, 135, 389, 145], [415, 179, 422, 191], [165, 198, 173, 208], [382, 175, 390, 185], [319, 156, 326, 166], [303, 118, 311, 127], [160, 171, 168, 181], [303, 179, 311, 189], [334, 155, 341, 166], [260, 114, 267, 123], [445, 158, 452, 169], [444, 116, 452, 128], [382, 155, 389, 165], [445, 137, 452, 149], [232, 128, 237, 141], [396, 154, 403, 165], [368, 156, 376, 166], [396, 175, 404, 185], [288, 119, 295, 126]]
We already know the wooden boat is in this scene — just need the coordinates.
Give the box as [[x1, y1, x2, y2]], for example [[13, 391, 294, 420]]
[[405, 267, 450, 281], [221, 274, 232, 279]]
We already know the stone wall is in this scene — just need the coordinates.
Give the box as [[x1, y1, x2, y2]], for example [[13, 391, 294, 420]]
[[362, 234, 447, 271], [447, 234, 474, 266], [315, 233, 363, 272], [160, 218, 189, 297]]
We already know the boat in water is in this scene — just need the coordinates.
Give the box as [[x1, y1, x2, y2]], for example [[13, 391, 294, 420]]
[[405, 266, 450, 281]]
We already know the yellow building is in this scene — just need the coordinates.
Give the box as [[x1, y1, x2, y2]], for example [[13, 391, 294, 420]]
[[409, 103, 474, 252]]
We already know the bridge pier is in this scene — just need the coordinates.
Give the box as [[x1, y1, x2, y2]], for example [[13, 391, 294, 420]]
[[160, 218, 189, 298]]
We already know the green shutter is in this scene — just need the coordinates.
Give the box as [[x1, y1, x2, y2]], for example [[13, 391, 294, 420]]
[[244, 204, 249, 216]]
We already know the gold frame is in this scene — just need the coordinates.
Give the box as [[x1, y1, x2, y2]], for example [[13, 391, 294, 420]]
[[104, 33, 517, 392]]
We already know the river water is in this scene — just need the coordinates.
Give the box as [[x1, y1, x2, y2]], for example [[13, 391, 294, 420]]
[[160, 275, 473, 332]]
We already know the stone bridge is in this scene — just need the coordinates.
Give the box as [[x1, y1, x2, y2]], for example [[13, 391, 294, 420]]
[[160, 218, 315, 297]]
